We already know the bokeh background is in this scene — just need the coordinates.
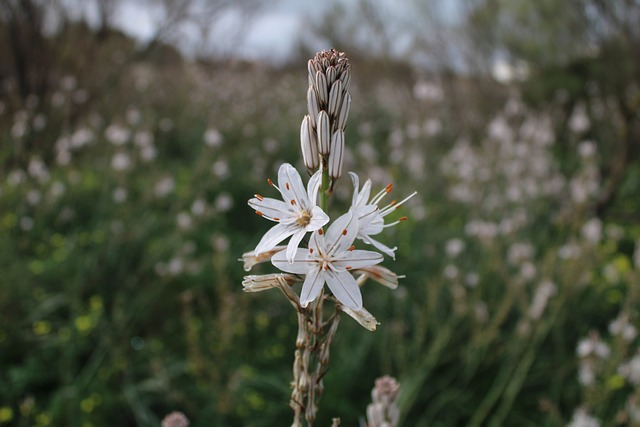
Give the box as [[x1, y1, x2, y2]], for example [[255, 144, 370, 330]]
[[1, 1, 639, 426]]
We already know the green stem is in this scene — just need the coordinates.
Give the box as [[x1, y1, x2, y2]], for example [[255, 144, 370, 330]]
[[320, 167, 330, 211]]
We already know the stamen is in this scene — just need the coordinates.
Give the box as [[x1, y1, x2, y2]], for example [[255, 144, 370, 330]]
[[309, 248, 314, 253], [390, 200, 397, 206], [290, 199, 296, 205], [346, 266, 352, 270], [399, 216, 408, 221], [267, 178, 273, 186], [348, 245, 355, 251], [255, 211, 263, 216], [385, 183, 393, 193], [286, 182, 290, 190], [318, 229, 324, 235], [255, 194, 264, 201], [342, 229, 347, 235], [274, 217, 280, 221]]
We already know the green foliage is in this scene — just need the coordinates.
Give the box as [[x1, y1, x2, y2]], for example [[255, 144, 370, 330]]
[[1, 6, 640, 427]]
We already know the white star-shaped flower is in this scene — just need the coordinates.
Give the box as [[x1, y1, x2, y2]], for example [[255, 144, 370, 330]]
[[349, 172, 417, 259], [249, 163, 329, 263], [271, 212, 383, 309]]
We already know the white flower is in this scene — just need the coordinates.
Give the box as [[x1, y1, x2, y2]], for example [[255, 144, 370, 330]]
[[349, 172, 417, 259], [249, 163, 329, 263], [272, 212, 383, 309]]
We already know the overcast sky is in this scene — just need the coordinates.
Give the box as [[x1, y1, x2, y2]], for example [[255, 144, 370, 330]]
[[75, 0, 464, 64]]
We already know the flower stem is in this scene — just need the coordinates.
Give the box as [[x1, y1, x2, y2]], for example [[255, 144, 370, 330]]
[[320, 166, 330, 212]]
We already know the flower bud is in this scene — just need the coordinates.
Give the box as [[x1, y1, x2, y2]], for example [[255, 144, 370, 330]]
[[307, 87, 319, 128], [316, 110, 330, 155], [328, 130, 344, 179], [315, 71, 328, 106], [336, 92, 351, 131], [327, 80, 343, 118], [301, 115, 319, 170]]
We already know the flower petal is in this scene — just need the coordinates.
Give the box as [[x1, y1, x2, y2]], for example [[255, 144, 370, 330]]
[[255, 222, 298, 255], [325, 212, 358, 255], [248, 197, 293, 221], [272, 248, 314, 274], [325, 269, 362, 309], [340, 305, 379, 331], [307, 169, 323, 205], [360, 234, 397, 259], [300, 267, 326, 308], [286, 229, 307, 263], [278, 163, 309, 210], [306, 206, 329, 231], [349, 172, 360, 207], [332, 249, 383, 270]]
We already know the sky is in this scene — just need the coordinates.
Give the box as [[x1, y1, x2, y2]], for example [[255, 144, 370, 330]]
[[60, 0, 464, 64]]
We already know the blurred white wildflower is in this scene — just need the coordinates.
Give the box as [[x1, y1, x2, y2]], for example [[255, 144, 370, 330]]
[[559, 243, 582, 260], [20, 217, 34, 231], [608, 314, 638, 341], [465, 272, 480, 288], [581, 218, 602, 244], [413, 80, 442, 102], [111, 152, 131, 171], [204, 128, 223, 147], [191, 198, 206, 217], [211, 234, 230, 253], [28, 158, 49, 183], [577, 334, 610, 359], [507, 242, 534, 265], [578, 141, 597, 159], [71, 128, 93, 148], [529, 280, 557, 320], [134, 130, 153, 147], [8, 169, 26, 186], [112, 187, 127, 204], [126, 108, 141, 125], [61, 75, 77, 91], [212, 159, 230, 179], [105, 124, 130, 145], [48, 181, 65, 200], [445, 238, 465, 257], [569, 104, 590, 134], [32, 113, 47, 130], [176, 212, 192, 230], [214, 192, 233, 213], [618, 353, 640, 385], [26, 189, 41, 206], [51, 91, 65, 107], [444, 264, 459, 280], [566, 408, 600, 427], [161, 411, 189, 427], [366, 376, 400, 427], [154, 176, 175, 198]]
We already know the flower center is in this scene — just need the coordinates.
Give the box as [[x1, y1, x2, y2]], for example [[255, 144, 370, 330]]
[[296, 210, 312, 227]]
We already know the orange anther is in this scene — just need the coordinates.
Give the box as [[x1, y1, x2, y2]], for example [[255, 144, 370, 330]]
[[385, 183, 393, 193], [290, 199, 296, 205], [399, 216, 408, 221], [342, 229, 347, 235], [318, 229, 324, 235], [255, 194, 264, 201], [348, 245, 355, 251], [255, 211, 263, 216], [286, 182, 290, 190], [267, 178, 274, 186]]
